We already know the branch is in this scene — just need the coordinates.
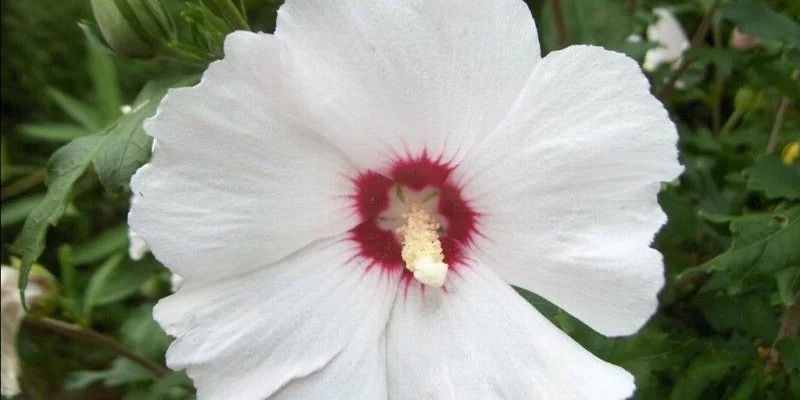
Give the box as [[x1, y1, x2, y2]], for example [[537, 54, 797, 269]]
[[658, 0, 724, 100], [766, 97, 793, 154], [550, 0, 570, 48], [24, 317, 171, 379]]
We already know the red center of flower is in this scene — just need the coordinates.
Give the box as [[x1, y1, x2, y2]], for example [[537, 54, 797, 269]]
[[348, 153, 479, 281]]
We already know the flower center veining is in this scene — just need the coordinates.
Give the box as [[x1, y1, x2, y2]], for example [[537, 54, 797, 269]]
[[349, 154, 479, 288]]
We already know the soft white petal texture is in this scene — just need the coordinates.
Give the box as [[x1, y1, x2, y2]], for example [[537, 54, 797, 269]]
[[154, 237, 399, 400], [274, 0, 540, 170], [386, 262, 634, 399], [455, 46, 681, 337], [643, 8, 689, 72], [130, 32, 358, 280], [127, 227, 149, 261]]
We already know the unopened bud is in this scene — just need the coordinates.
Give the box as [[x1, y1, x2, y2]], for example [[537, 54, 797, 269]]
[[1, 264, 57, 397], [782, 142, 800, 165], [734, 88, 764, 113], [730, 27, 759, 51], [91, 0, 175, 59]]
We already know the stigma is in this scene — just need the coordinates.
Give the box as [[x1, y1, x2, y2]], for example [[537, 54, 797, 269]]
[[396, 205, 449, 287]]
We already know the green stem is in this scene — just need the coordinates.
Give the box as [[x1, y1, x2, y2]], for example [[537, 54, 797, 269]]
[[766, 97, 792, 155], [213, 0, 250, 31], [156, 45, 209, 68], [719, 108, 744, 137], [550, 0, 570, 48], [712, 23, 724, 135], [24, 317, 171, 379], [1, 168, 46, 200], [766, 293, 800, 372]]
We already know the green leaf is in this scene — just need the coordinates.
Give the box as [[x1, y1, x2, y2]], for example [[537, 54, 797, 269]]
[[82, 253, 124, 318], [88, 44, 122, 121], [83, 255, 157, 317], [695, 293, 780, 342], [121, 303, 171, 359], [668, 352, 749, 400], [720, 1, 800, 47], [17, 124, 90, 143], [11, 134, 104, 298], [91, 76, 196, 194], [684, 46, 736, 76], [66, 358, 152, 390], [92, 258, 157, 306], [71, 224, 130, 265], [47, 88, 104, 132], [750, 63, 800, 102], [149, 371, 192, 399], [727, 367, 760, 400], [12, 77, 196, 297], [777, 338, 800, 373], [78, 20, 118, 56], [776, 267, 800, 306], [683, 207, 800, 288], [743, 155, 800, 200], [89, 90, 156, 194], [1, 194, 44, 227]]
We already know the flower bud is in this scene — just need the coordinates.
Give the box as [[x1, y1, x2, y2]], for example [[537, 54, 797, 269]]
[[91, 0, 175, 59], [730, 27, 759, 51], [1, 264, 57, 398], [734, 88, 764, 113], [782, 142, 800, 165]]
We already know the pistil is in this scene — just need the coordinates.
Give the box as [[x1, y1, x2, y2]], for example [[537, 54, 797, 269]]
[[396, 204, 449, 287]]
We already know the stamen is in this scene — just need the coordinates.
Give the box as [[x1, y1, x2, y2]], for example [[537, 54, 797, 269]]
[[396, 204, 448, 287]]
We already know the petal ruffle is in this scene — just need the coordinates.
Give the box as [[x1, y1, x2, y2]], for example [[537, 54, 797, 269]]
[[274, 0, 541, 170], [454, 46, 681, 336], [154, 237, 399, 399], [130, 32, 358, 280], [386, 262, 634, 399]]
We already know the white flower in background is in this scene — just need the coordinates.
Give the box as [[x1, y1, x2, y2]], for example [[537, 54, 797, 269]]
[[1, 266, 48, 398], [130, 1, 680, 398], [644, 8, 690, 72]]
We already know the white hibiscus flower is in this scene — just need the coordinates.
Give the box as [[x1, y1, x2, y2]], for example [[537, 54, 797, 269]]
[[129, 1, 680, 398], [643, 8, 690, 72]]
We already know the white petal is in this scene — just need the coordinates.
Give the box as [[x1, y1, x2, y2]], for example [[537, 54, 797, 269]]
[[274, 0, 540, 169], [127, 227, 149, 261], [169, 274, 183, 293], [154, 237, 398, 400], [130, 32, 358, 280], [386, 262, 634, 399], [455, 46, 681, 336], [643, 8, 689, 71]]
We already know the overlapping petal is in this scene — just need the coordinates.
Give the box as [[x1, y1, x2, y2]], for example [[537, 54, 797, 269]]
[[386, 262, 634, 399], [274, 0, 541, 170], [154, 237, 399, 399], [130, 32, 358, 280], [455, 46, 681, 336]]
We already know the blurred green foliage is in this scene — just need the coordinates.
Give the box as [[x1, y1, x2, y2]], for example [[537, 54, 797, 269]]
[[1, 0, 799, 399]]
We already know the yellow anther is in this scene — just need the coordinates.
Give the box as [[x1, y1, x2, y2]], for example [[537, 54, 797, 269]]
[[782, 141, 799, 165], [396, 205, 448, 287]]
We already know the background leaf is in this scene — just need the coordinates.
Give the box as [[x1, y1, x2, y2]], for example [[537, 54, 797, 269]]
[[743, 155, 800, 200]]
